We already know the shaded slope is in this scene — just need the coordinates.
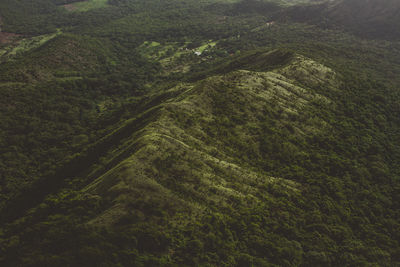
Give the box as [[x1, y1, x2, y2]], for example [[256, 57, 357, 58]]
[[0, 0, 59, 34], [280, 0, 400, 40], [0, 33, 160, 213], [191, 49, 296, 80]]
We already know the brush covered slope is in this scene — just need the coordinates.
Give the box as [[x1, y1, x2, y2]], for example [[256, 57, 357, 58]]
[[1, 48, 400, 266]]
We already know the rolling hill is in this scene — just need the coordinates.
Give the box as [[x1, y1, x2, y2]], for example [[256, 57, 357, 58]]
[[280, 0, 400, 39]]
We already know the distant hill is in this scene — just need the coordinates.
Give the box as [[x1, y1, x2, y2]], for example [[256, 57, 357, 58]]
[[280, 0, 400, 39]]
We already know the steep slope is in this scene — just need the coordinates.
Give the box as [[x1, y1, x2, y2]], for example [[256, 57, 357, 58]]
[[2, 50, 399, 266], [84, 58, 335, 227]]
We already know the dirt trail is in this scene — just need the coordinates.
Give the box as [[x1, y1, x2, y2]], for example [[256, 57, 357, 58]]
[[63, 3, 78, 11], [0, 16, 21, 44], [0, 32, 20, 44], [63, 0, 89, 11]]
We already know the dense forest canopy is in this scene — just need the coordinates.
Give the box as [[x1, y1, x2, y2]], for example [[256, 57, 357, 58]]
[[1, 0, 400, 266]]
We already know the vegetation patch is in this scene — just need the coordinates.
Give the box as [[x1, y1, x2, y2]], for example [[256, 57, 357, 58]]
[[64, 0, 109, 12], [0, 29, 61, 62], [194, 40, 217, 54]]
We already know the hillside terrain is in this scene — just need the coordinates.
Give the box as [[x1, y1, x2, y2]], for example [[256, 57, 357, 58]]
[[1, 0, 400, 266], [281, 0, 400, 39]]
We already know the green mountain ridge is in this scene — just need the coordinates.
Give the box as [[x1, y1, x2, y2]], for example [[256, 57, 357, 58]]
[[1, 0, 400, 266], [2, 49, 400, 266], [84, 54, 335, 226]]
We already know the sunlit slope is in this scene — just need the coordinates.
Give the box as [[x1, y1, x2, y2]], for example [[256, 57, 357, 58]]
[[83, 53, 336, 226]]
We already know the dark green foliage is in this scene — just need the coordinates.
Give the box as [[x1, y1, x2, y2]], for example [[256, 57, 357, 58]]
[[52, 0, 83, 5], [189, 48, 295, 81], [280, 0, 400, 40], [1, 0, 400, 266], [0, 0, 59, 34]]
